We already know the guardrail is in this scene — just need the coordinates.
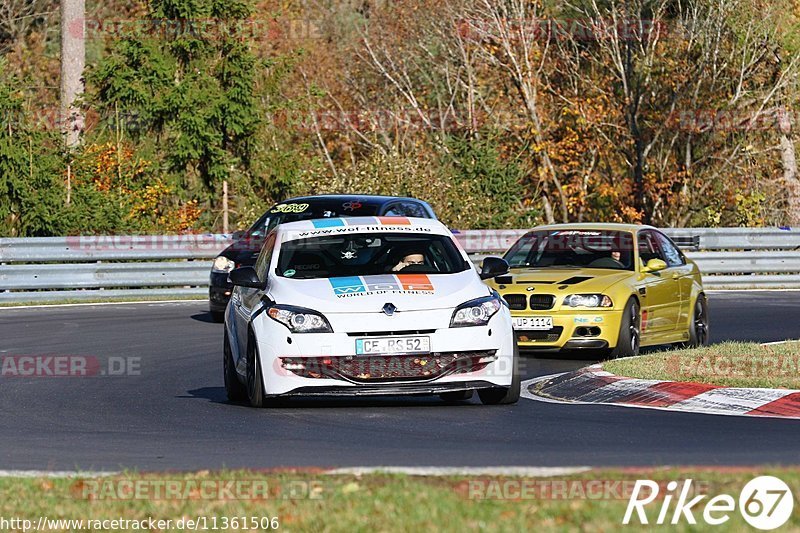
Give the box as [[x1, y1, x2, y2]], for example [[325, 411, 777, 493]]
[[0, 227, 798, 302]]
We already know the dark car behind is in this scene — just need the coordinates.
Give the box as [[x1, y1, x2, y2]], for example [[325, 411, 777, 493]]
[[208, 195, 437, 321]]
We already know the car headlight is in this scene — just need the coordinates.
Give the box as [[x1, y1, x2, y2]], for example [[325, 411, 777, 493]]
[[212, 256, 235, 273], [450, 295, 502, 328], [267, 305, 333, 333], [564, 294, 613, 308]]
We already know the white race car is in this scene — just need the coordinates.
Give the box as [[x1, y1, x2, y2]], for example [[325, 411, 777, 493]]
[[223, 216, 519, 406]]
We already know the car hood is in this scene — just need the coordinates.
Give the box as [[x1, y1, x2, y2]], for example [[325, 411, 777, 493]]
[[267, 270, 490, 314], [493, 268, 633, 293]]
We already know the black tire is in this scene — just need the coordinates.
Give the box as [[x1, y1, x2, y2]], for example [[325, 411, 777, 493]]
[[210, 310, 225, 323], [478, 341, 520, 405], [223, 332, 247, 402], [439, 390, 474, 402], [246, 332, 267, 408], [687, 294, 710, 347], [611, 297, 641, 358]]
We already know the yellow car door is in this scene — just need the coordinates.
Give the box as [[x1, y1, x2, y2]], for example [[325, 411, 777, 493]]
[[637, 230, 681, 336], [652, 230, 695, 329]]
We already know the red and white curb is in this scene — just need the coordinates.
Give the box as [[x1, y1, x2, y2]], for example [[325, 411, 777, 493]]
[[521, 365, 800, 420]]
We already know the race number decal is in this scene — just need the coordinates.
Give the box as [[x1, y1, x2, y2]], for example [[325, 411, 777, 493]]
[[271, 203, 309, 213]]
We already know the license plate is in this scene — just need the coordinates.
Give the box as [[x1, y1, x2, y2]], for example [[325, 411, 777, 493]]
[[513, 317, 553, 330], [355, 336, 430, 355]]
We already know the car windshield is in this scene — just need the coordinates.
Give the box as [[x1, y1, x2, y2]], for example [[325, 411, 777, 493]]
[[247, 201, 382, 237], [276, 233, 469, 279], [504, 230, 635, 271]]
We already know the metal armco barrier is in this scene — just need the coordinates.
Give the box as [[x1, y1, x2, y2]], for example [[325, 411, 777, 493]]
[[0, 227, 798, 302]]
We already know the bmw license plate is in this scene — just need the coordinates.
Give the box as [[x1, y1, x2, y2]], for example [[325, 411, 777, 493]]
[[512, 317, 553, 330], [355, 336, 430, 355]]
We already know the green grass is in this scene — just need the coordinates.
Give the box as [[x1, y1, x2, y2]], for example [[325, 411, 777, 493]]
[[2, 469, 800, 532], [0, 295, 205, 307], [604, 341, 800, 389]]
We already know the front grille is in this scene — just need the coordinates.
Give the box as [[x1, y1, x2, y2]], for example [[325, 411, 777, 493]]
[[516, 327, 564, 343], [346, 330, 436, 337], [529, 294, 555, 310], [280, 351, 497, 383], [503, 294, 527, 310]]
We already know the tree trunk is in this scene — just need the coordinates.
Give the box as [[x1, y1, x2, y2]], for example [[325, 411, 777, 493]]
[[60, 0, 85, 149], [780, 133, 800, 225]]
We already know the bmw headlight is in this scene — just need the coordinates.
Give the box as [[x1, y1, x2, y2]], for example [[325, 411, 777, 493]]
[[267, 305, 333, 333], [564, 294, 613, 308], [450, 295, 502, 328], [212, 255, 235, 273]]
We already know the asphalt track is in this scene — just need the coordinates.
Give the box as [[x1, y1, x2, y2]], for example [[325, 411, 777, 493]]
[[0, 291, 798, 471]]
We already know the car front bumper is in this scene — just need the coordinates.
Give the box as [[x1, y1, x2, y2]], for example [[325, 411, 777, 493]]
[[209, 272, 233, 312], [252, 309, 515, 396], [512, 309, 622, 352]]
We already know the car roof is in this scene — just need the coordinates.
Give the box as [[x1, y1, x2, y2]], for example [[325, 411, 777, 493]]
[[526, 222, 658, 233], [275, 194, 427, 206], [276, 216, 451, 240]]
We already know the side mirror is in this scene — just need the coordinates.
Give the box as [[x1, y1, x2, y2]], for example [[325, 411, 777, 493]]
[[480, 256, 510, 280], [229, 266, 266, 290], [641, 258, 668, 273]]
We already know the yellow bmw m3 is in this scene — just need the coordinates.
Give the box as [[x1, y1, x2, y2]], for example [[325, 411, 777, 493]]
[[486, 224, 708, 357]]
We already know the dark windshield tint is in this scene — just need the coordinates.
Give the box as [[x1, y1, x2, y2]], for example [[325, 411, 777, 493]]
[[248, 201, 381, 237], [504, 230, 635, 271], [277, 233, 469, 279]]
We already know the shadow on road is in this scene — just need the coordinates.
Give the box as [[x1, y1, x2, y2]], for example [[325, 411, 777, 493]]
[[182, 387, 229, 404], [181, 387, 510, 409], [190, 312, 221, 324]]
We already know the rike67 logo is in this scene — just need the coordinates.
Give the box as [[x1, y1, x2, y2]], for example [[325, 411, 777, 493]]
[[624, 476, 794, 530]]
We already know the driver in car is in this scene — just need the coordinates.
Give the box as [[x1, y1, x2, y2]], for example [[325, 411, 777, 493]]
[[390, 250, 426, 272]]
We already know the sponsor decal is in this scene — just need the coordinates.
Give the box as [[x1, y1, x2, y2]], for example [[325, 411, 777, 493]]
[[377, 216, 411, 225], [552, 230, 602, 236], [328, 274, 434, 297], [270, 203, 309, 213], [398, 274, 435, 291], [574, 316, 603, 324], [329, 276, 367, 295], [311, 218, 346, 229], [311, 217, 410, 229]]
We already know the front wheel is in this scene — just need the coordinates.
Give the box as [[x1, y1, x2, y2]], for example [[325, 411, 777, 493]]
[[611, 298, 640, 358], [224, 332, 247, 402], [478, 342, 520, 405], [246, 333, 267, 408], [687, 294, 710, 347]]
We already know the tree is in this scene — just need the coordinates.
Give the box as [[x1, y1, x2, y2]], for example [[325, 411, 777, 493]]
[[59, 0, 84, 150], [90, 0, 260, 224]]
